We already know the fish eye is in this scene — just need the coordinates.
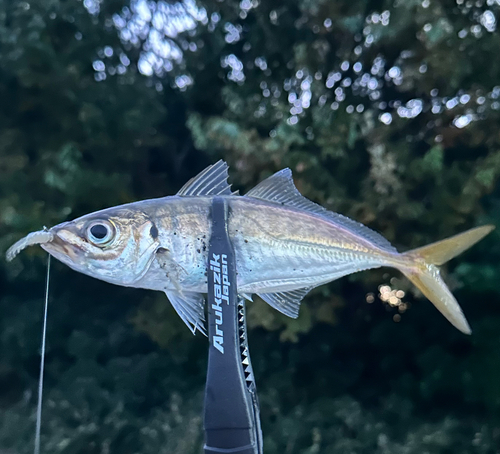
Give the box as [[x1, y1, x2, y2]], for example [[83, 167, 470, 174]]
[[86, 221, 115, 246]]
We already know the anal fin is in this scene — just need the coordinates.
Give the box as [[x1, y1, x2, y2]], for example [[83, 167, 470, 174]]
[[257, 287, 311, 318], [239, 293, 253, 302], [165, 290, 206, 335]]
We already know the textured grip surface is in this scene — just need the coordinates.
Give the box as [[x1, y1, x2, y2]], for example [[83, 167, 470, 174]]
[[204, 197, 262, 454]]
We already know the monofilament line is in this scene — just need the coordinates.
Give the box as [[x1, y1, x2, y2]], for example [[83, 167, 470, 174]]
[[34, 254, 51, 454]]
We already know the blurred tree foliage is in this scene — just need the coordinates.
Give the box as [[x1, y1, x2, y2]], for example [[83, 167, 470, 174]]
[[1, 0, 500, 453]]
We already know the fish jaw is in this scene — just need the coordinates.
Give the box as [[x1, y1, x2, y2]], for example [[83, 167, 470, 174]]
[[37, 223, 85, 265]]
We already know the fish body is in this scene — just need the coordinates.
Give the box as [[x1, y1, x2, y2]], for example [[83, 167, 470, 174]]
[[67, 195, 391, 293], [6, 161, 494, 334]]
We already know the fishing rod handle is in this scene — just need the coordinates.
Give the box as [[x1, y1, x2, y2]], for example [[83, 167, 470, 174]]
[[204, 197, 263, 454]]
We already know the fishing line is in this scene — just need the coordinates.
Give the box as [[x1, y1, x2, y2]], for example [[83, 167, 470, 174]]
[[34, 254, 51, 454]]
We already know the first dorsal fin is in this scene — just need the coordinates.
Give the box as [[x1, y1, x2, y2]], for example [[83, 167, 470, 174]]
[[177, 160, 233, 197], [246, 169, 396, 252]]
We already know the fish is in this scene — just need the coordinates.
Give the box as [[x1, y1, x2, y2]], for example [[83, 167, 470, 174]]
[[6, 160, 494, 334]]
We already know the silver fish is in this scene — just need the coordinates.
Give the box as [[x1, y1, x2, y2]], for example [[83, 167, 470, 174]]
[[6, 160, 494, 334]]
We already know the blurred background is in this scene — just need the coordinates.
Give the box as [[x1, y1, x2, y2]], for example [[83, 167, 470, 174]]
[[1, 0, 500, 452]]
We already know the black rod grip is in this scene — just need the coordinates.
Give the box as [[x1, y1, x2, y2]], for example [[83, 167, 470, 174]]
[[204, 197, 262, 454]]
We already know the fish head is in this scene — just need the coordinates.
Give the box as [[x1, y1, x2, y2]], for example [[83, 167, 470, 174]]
[[7, 207, 161, 286]]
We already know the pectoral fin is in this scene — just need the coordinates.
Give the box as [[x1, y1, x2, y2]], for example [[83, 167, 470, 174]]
[[155, 247, 187, 293], [165, 290, 206, 335]]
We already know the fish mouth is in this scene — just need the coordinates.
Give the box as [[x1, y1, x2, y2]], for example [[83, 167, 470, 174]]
[[40, 233, 85, 264]]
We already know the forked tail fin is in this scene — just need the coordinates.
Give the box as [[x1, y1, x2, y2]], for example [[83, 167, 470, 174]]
[[401, 225, 494, 334]]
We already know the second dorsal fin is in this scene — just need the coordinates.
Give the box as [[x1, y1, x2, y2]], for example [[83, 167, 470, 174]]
[[177, 160, 233, 197], [246, 168, 396, 252]]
